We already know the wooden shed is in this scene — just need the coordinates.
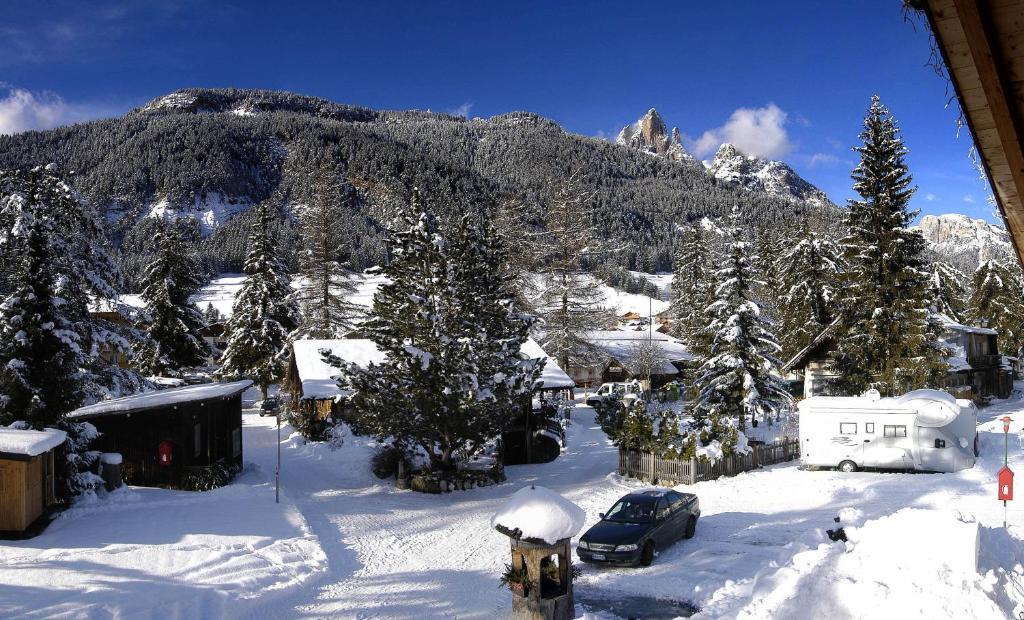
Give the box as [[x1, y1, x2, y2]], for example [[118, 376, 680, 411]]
[[67, 381, 251, 490], [282, 338, 386, 423], [0, 428, 65, 535]]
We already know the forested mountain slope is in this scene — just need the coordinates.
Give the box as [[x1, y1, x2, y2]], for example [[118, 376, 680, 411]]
[[0, 88, 840, 287]]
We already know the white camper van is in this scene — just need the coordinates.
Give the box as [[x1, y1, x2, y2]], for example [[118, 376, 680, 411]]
[[799, 389, 978, 473]]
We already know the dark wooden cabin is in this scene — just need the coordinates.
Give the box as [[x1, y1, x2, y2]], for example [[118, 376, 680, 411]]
[[0, 428, 65, 536], [67, 381, 251, 490]]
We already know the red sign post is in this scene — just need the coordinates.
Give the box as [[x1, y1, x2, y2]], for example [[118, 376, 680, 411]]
[[999, 418, 1013, 528]]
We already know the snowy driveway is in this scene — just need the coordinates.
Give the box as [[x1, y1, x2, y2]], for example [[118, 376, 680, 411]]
[[2, 393, 1024, 618]]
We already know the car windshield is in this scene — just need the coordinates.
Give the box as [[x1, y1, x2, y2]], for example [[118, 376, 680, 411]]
[[604, 499, 655, 523]]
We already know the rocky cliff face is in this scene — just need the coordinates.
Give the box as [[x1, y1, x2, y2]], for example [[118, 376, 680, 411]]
[[615, 108, 694, 163], [916, 213, 1015, 269], [706, 143, 832, 207]]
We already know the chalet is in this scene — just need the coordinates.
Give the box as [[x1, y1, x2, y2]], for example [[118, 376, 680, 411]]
[[784, 315, 1014, 400], [67, 381, 251, 490], [568, 329, 694, 389], [0, 428, 64, 536], [282, 338, 386, 423]]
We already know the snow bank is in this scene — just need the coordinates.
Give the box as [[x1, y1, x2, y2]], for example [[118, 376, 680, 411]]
[[720, 508, 1024, 619], [0, 427, 66, 456], [491, 485, 585, 545]]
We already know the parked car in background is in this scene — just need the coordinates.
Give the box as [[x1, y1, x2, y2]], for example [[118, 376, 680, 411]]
[[585, 381, 646, 408], [260, 397, 281, 417], [577, 489, 700, 566]]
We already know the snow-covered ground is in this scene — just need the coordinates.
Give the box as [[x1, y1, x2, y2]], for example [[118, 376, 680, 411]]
[[190, 274, 246, 318], [3, 391, 1024, 618]]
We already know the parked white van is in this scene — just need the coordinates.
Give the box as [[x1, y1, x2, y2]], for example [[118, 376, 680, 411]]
[[799, 389, 978, 473]]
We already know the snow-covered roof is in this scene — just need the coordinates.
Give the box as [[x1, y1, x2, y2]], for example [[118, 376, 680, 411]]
[[798, 389, 972, 428], [68, 380, 253, 419], [292, 339, 385, 400], [586, 328, 694, 373], [934, 312, 998, 336], [491, 485, 586, 545], [0, 427, 66, 457], [520, 338, 575, 389]]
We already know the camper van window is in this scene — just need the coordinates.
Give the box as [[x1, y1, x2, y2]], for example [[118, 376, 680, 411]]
[[884, 425, 907, 438], [840, 423, 857, 435], [934, 438, 946, 449], [865, 423, 875, 433]]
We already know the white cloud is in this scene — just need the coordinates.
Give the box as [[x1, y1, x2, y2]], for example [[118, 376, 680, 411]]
[[0, 85, 113, 135], [963, 193, 976, 204], [808, 153, 839, 167], [690, 103, 793, 159], [448, 102, 473, 118], [925, 193, 937, 201]]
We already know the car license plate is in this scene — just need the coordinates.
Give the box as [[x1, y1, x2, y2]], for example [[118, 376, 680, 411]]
[[591, 553, 605, 560]]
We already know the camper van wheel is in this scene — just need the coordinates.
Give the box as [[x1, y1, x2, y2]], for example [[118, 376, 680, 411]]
[[838, 460, 858, 473]]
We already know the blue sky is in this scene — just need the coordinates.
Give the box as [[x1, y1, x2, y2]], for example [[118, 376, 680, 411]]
[[0, 0, 995, 222]]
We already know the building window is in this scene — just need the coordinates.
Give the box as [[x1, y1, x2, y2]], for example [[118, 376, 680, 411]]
[[193, 423, 202, 457], [865, 423, 875, 433], [934, 438, 946, 449], [232, 428, 242, 457], [840, 423, 857, 435], [883, 425, 907, 438]]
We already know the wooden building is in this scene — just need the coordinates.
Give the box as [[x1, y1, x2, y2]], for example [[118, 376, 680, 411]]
[[568, 329, 694, 389], [913, 0, 1024, 268], [67, 381, 251, 490], [282, 338, 386, 423], [0, 428, 65, 535]]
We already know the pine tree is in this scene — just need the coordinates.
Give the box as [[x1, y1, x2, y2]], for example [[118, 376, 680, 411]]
[[776, 223, 843, 361], [220, 203, 298, 398], [0, 173, 83, 427], [340, 191, 537, 469], [203, 302, 223, 325], [968, 260, 1024, 355], [926, 260, 968, 322], [691, 207, 790, 438], [290, 165, 363, 339], [670, 224, 716, 360], [831, 96, 945, 395], [135, 221, 210, 376], [533, 171, 614, 374], [751, 223, 789, 324]]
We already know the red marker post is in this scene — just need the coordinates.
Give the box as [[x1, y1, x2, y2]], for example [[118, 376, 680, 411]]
[[1000, 417, 1014, 528]]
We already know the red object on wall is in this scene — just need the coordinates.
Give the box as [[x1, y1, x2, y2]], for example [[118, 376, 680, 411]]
[[998, 467, 1014, 501], [158, 440, 174, 467]]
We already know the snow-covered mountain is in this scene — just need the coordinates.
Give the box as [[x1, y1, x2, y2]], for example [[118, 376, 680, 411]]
[[615, 108, 694, 163], [706, 143, 832, 207], [916, 213, 1015, 269]]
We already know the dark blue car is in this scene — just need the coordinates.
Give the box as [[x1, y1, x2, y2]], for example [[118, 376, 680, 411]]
[[576, 489, 700, 566]]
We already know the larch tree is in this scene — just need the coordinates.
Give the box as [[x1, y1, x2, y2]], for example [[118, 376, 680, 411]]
[[776, 223, 843, 361], [220, 203, 298, 399], [135, 220, 210, 376], [290, 165, 363, 339], [690, 207, 790, 443], [830, 96, 945, 395], [670, 223, 716, 361], [339, 190, 538, 469], [967, 259, 1024, 355], [534, 171, 614, 374]]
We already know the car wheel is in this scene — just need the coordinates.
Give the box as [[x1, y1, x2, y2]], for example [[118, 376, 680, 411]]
[[639, 541, 655, 567], [684, 516, 697, 539], [838, 460, 858, 473]]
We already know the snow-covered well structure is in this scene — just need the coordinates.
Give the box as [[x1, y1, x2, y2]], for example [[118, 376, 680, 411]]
[[0, 427, 65, 535], [491, 485, 584, 619]]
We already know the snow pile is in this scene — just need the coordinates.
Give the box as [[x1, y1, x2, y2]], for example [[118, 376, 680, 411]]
[[0, 426, 66, 456], [491, 485, 586, 544], [720, 508, 1024, 619]]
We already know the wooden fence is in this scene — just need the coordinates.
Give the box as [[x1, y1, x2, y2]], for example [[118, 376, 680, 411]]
[[618, 438, 800, 485]]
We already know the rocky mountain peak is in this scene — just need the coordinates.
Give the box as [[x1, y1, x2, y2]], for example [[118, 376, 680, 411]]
[[916, 213, 1014, 270], [616, 108, 693, 163], [707, 143, 831, 207]]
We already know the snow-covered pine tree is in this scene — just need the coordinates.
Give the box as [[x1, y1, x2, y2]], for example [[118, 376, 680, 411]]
[[340, 190, 537, 469], [751, 223, 789, 324], [0, 172, 83, 428], [691, 206, 790, 440], [926, 260, 968, 322], [290, 165, 363, 339], [203, 302, 223, 325], [831, 96, 945, 395], [967, 260, 1024, 355], [776, 223, 843, 361], [220, 202, 298, 399], [134, 220, 210, 376], [533, 171, 614, 374], [670, 223, 716, 360]]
